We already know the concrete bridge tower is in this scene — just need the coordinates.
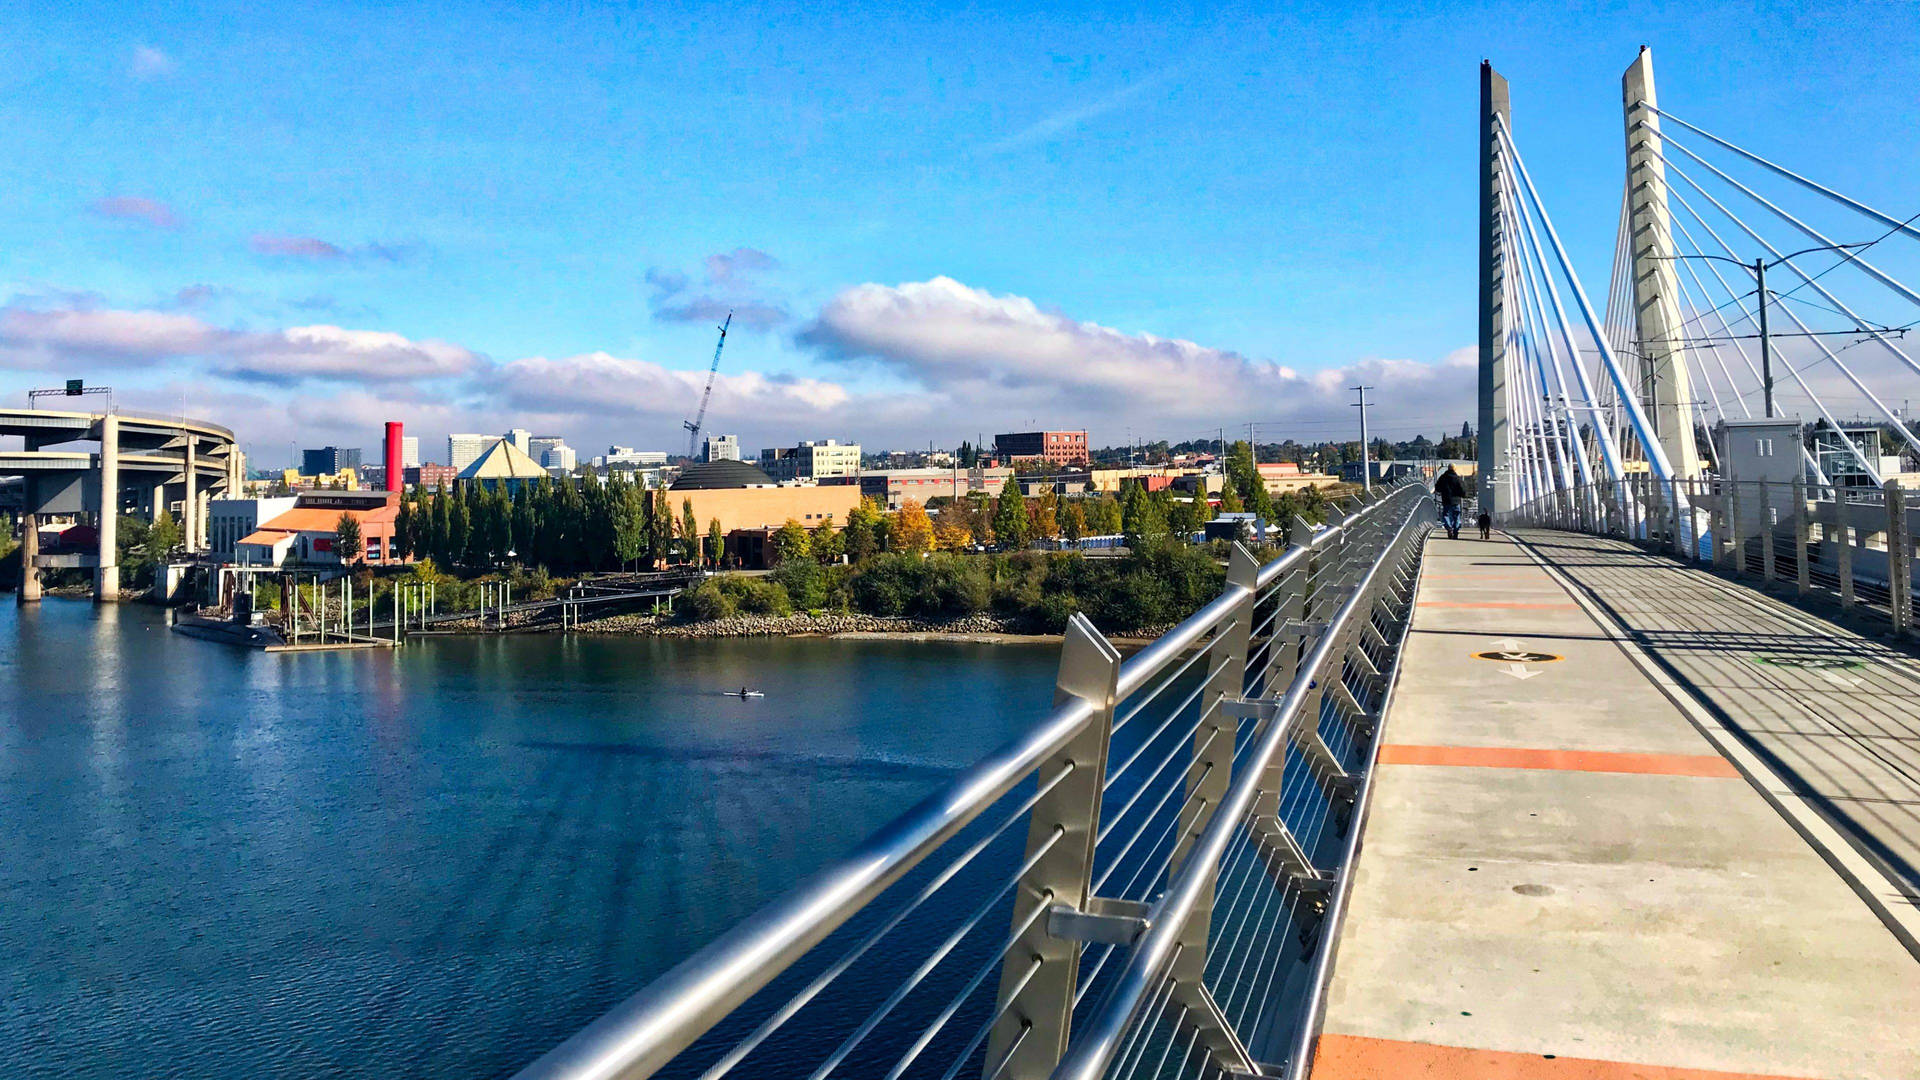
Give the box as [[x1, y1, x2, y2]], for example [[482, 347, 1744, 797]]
[[1478, 61, 1514, 514], [1622, 47, 1703, 477]]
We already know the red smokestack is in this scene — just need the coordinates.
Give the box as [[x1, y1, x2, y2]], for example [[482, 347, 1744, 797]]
[[384, 421, 403, 493]]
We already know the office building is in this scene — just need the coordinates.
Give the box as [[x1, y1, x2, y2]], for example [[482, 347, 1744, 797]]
[[506, 428, 533, 454], [302, 446, 362, 476], [704, 434, 740, 463], [400, 436, 420, 468], [594, 446, 670, 468], [760, 439, 861, 482], [448, 433, 488, 471], [995, 430, 1089, 467], [405, 463, 459, 491], [528, 436, 576, 473]]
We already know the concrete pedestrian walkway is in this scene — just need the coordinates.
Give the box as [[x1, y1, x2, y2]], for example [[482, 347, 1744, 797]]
[[1307, 533, 1920, 1080]]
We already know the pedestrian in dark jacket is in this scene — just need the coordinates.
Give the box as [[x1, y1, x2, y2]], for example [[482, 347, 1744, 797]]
[[1434, 467, 1466, 538]]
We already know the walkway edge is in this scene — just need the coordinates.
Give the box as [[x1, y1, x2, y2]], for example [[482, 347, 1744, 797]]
[[1511, 534, 1920, 960], [1287, 527, 1431, 1079]]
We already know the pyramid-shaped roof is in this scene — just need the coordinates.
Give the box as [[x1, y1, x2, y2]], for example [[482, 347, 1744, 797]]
[[457, 438, 547, 480]]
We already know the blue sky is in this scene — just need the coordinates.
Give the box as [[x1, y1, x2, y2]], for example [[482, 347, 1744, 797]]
[[1, 1, 1913, 466]]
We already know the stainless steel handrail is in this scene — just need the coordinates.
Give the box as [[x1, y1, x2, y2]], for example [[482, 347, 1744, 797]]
[[1048, 489, 1427, 1080], [510, 482, 1423, 1080]]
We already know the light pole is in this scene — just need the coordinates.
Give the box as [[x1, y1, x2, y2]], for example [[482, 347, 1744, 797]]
[[1662, 241, 1872, 419], [1351, 385, 1375, 493]]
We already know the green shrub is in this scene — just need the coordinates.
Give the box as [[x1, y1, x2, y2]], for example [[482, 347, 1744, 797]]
[[770, 561, 829, 611], [683, 579, 737, 620]]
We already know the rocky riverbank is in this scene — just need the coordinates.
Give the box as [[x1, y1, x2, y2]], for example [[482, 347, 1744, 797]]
[[411, 605, 1175, 645]]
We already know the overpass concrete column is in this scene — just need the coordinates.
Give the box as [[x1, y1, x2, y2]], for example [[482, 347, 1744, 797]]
[[183, 438, 198, 553], [18, 512, 40, 603], [96, 414, 119, 601]]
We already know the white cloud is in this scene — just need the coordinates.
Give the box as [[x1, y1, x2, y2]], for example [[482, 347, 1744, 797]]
[[489, 350, 864, 420], [0, 303, 480, 384], [130, 45, 174, 79], [798, 276, 1477, 435]]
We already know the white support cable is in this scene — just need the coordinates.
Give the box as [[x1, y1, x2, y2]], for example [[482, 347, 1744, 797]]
[[1668, 213, 1762, 413], [1665, 254, 1731, 428], [1641, 103, 1920, 245], [1655, 130, 1920, 310], [1497, 213, 1559, 499], [1667, 185, 1885, 484], [1496, 129, 1634, 483], [1665, 162, 1920, 462], [1508, 169, 1597, 488]]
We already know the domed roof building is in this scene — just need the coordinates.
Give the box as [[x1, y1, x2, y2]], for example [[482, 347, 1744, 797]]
[[669, 459, 778, 490]]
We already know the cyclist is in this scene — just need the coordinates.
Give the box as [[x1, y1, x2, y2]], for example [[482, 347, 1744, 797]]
[[1433, 466, 1466, 539]]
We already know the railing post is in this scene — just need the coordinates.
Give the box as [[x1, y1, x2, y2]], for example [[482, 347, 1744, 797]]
[[1835, 491, 1854, 608], [1792, 476, 1810, 596], [1727, 480, 1743, 576], [1668, 477, 1684, 558], [985, 613, 1121, 1080], [1886, 480, 1910, 635], [1682, 478, 1698, 562], [1720, 476, 1735, 564], [1166, 546, 1261, 1004], [1760, 480, 1776, 583]]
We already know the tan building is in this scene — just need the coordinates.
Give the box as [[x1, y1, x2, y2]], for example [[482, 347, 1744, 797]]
[[1257, 462, 1341, 495], [668, 460, 865, 533]]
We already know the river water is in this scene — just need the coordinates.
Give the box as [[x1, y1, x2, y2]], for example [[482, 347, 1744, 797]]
[[0, 599, 1059, 1079]]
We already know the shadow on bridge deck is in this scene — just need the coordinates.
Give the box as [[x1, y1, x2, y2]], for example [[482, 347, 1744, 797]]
[[1308, 532, 1920, 1080]]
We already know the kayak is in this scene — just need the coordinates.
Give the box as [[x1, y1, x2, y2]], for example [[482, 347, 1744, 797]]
[[724, 690, 767, 698]]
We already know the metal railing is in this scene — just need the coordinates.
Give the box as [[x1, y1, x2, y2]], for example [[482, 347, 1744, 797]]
[[509, 482, 1434, 1080], [1503, 475, 1917, 632]]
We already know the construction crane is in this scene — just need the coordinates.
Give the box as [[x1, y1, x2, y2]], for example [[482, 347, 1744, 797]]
[[682, 310, 732, 460]]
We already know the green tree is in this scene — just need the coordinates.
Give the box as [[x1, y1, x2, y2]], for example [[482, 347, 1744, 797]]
[[394, 499, 415, 560], [448, 490, 471, 567], [992, 484, 1030, 549], [648, 488, 676, 566], [429, 493, 452, 564], [1121, 484, 1167, 549], [1219, 481, 1245, 515], [706, 518, 726, 567], [511, 488, 538, 561], [146, 509, 183, 562], [845, 498, 885, 562], [334, 512, 364, 565], [681, 498, 700, 566], [771, 518, 812, 565], [811, 514, 844, 564], [612, 484, 646, 569]]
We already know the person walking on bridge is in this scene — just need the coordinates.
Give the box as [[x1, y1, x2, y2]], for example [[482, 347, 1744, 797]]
[[1433, 465, 1466, 539]]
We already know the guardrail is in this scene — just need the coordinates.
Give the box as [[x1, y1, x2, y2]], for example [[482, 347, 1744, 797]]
[[509, 481, 1434, 1080], [1503, 475, 1917, 632]]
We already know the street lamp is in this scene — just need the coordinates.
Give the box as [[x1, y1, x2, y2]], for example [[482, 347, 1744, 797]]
[[1662, 242, 1873, 419]]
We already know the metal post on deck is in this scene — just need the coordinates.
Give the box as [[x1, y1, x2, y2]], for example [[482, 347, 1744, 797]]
[[1164, 545, 1260, 1040], [983, 613, 1120, 1080], [1669, 478, 1684, 559], [1682, 479, 1698, 562], [1792, 476, 1810, 596], [1835, 493, 1854, 608], [1886, 480, 1910, 634], [1760, 480, 1777, 583], [1727, 481, 1743, 576]]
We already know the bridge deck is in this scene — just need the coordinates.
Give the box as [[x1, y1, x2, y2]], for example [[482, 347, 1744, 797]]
[[1308, 532, 1920, 1080]]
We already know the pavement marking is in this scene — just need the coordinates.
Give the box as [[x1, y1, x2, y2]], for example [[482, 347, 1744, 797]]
[[1378, 743, 1742, 778], [1311, 1033, 1820, 1080], [1472, 649, 1563, 664]]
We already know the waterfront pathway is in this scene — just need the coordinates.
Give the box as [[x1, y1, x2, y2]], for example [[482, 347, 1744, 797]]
[[1309, 533, 1920, 1080]]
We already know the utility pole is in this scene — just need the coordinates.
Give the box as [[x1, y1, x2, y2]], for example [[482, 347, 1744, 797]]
[[1755, 257, 1773, 418], [1352, 385, 1375, 493]]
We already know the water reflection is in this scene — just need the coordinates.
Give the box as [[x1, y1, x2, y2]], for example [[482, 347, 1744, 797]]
[[1, 599, 1055, 1079]]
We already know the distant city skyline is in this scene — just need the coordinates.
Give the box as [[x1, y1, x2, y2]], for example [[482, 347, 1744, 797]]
[[0, 5, 1911, 462]]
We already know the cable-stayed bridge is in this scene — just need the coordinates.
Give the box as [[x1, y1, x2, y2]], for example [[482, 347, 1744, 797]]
[[497, 50, 1920, 1080]]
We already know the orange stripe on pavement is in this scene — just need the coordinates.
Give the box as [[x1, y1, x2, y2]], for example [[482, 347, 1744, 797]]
[[1311, 1034, 1817, 1080], [1378, 744, 1740, 778], [1418, 601, 1576, 609]]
